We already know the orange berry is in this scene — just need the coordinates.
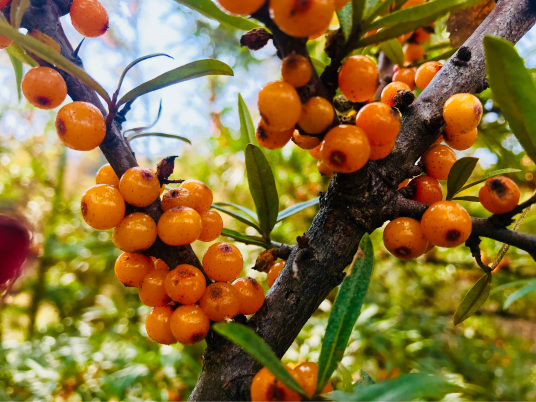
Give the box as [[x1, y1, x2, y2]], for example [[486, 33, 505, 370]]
[[203, 242, 243, 282], [281, 54, 313, 88], [320, 125, 371, 173], [80, 184, 125, 230], [444, 127, 477, 151], [478, 176, 520, 215], [70, 0, 109, 37], [355, 102, 401, 146], [216, 0, 265, 15], [112, 212, 157, 253], [232, 277, 265, 315], [309, 143, 322, 160], [138, 268, 171, 307], [114, 252, 154, 287], [199, 282, 240, 321], [96, 164, 120, 186], [270, 0, 334, 38], [298, 96, 334, 134], [317, 160, 334, 177], [258, 81, 301, 131], [381, 81, 411, 107], [443, 93, 483, 133], [266, 260, 285, 288], [392, 67, 416, 90], [402, 0, 425, 8], [119, 167, 161, 208], [21, 67, 67, 110], [165, 264, 206, 305], [422, 144, 456, 180], [369, 139, 395, 160], [421, 201, 472, 247], [199, 209, 223, 242], [170, 305, 210, 345], [0, 34, 12, 49], [145, 306, 176, 345], [161, 188, 196, 212], [180, 179, 213, 214], [256, 120, 294, 150], [251, 367, 301, 401], [157, 207, 202, 246], [154, 258, 170, 270], [294, 362, 333, 396], [338, 55, 379, 102], [409, 175, 443, 205], [413, 27, 431, 44], [397, 32, 413, 44], [292, 131, 322, 150], [334, 0, 350, 10], [55, 101, 106, 151], [415, 61, 442, 91], [383, 217, 429, 260], [403, 43, 424, 63]]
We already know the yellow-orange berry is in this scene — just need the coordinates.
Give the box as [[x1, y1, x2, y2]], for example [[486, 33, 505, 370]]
[[415, 61, 442, 91], [119, 167, 161, 207], [397, 32, 413, 44], [422, 144, 456, 180], [258, 81, 301, 130], [317, 160, 334, 177], [80, 184, 125, 230], [320, 125, 371, 173], [251, 367, 301, 401], [165, 264, 206, 305], [96, 164, 120, 186], [55, 101, 106, 151], [161, 188, 196, 212], [112, 212, 157, 253], [266, 260, 285, 288], [70, 0, 109, 37], [369, 140, 395, 160], [114, 252, 154, 287], [281, 54, 313, 88], [216, 0, 265, 15], [309, 143, 322, 160], [145, 306, 176, 345], [444, 127, 477, 151], [338, 56, 379, 102], [355, 102, 402, 146], [170, 305, 210, 345], [409, 175, 443, 205], [392, 67, 416, 90], [199, 209, 223, 242], [153, 258, 170, 270], [199, 282, 240, 321], [443, 93, 483, 133], [270, 0, 334, 38], [298, 96, 334, 134], [203, 242, 243, 282], [381, 81, 411, 107], [180, 179, 213, 214], [478, 176, 520, 215], [413, 27, 431, 44], [383, 217, 429, 260], [0, 34, 12, 49], [21, 67, 67, 110], [138, 269, 171, 307], [157, 207, 202, 246], [294, 362, 333, 397], [292, 131, 322, 150], [403, 43, 424, 63], [232, 277, 265, 315], [334, 0, 350, 10], [256, 120, 294, 150], [421, 201, 472, 247]]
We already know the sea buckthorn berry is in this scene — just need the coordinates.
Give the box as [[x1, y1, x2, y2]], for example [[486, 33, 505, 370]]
[[292, 131, 322, 150], [478, 176, 520, 215], [421, 201, 472, 247], [266, 260, 285, 288], [232, 277, 265, 315], [334, 0, 350, 10], [270, 0, 334, 38], [422, 144, 456, 180], [157, 207, 202, 246], [70, 0, 109, 37], [55, 101, 106, 151], [138, 269, 170, 307], [112, 212, 157, 253], [251, 367, 301, 401], [153, 258, 170, 270], [320, 125, 371, 173], [444, 127, 477, 151], [383, 217, 429, 260], [309, 143, 322, 160], [317, 160, 334, 177], [199, 209, 223, 242], [145, 306, 176, 345], [180, 179, 213, 214], [119, 167, 161, 208], [355, 102, 402, 146], [403, 43, 424, 63], [170, 305, 210, 345], [338, 55, 379, 102], [0, 0, 11, 8], [298, 96, 334, 134], [114, 252, 154, 287], [409, 175, 443, 205], [165, 264, 206, 305], [199, 282, 240, 321], [0, 34, 12, 49], [216, 0, 264, 15], [369, 140, 395, 160], [294, 362, 333, 397], [443, 93, 483, 133], [161, 188, 196, 212], [414, 27, 431, 43], [415, 61, 442, 91], [281, 54, 313, 88], [397, 32, 413, 44], [393, 67, 416, 90], [21, 67, 67, 110], [256, 120, 294, 150], [96, 164, 120, 186], [80, 184, 125, 230], [203, 242, 243, 282], [381, 81, 411, 107], [258, 81, 301, 130]]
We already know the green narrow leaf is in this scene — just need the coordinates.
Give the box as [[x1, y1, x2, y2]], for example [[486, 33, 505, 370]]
[[363, 0, 396, 24], [174, 0, 259, 30], [220, 228, 269, 248], [379, 38, 404, 66], [492, 279, 536, 295], [337, 1, 353, 40], [117, 59, 233, 107], [453, 273, 492, 325], [458, 168, 521, 193], [6, 42, 38, 67], [214, 201, 258, 222], [126, 132, 191, 144], [484, 36, 536, 164], [7, 51, 23, 100], [238, 93, 255, 146], [446, 157, 479, 200], [337, 365, 355, 393], [277, 197, 320, 222], [310, 57, 326, 75], [352, 0, 367, 28], [213, 323, 307, 397], [356, 370, 376, 386], [316, 235, 375, 393], [245, 144, 279, 237], [211, 204, 263, 234], [116, 53, 173, 96], [504, 282, 536, 309], [10, 0, 30, 30], [451, 196, 480, 202], [124, 100, 163, 134]]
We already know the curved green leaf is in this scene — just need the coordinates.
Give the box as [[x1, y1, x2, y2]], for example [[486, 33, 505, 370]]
[[116, 54, 173, 97], [363, 0, 395, 24], [124, 101, 163, 135], [380, 38, 404, 66], [458, 168, 521, 193], [446, 157, 479, 200], [504, 282, 536, 309], [174, 0, 259, 31], [238, 93, 255, 147], [214, 201, 258, 222], [337, 1, 353, 40], [277, 197, 320, 223], [211, 204, 262, 234], [453, 273, 492, 325], [10, 0, 29, 30], [6, 42, 38, 67], [126, 132, 191, 144], [492, 279, 536, 295], [220, 228, 268, 248], [352, 0, 367, 32], [7, 51, 23, 100]]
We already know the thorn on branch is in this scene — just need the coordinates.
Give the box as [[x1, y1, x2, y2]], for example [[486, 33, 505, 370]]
[[297, 234, 310, 249], [156, 156, 178, 182], [240, 28, 272, 50], [453, 46, 472, 66], [393, 90, 415, 110]]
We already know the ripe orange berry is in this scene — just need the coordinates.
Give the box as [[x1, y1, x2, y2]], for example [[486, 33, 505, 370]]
[[216, 0, 265, 15], [409, 175, 443, 205], [422, 144, 456, 180], [478, 176, 520, 214], [258, 81, 301, 131], [113, 212, 157, 253], [96, 164, 120, 186], [392, 67, 416, 90], [444, 127, 477, 151], [298, 96, 334, 134], [403, 43, 424, 63], [309, 143, 322, 160], [0, 34, 12, 49], [138, 269, 171, 307], [397, 32, 413, 44], [266, 260, 285, 288], [80, 184, 125, 230], [294, 362, 333, 396], [338, 55, 379, 102], [199, 282, 240, 321], [369, 140, 395, 160], [270, 0, 334, 38], [256, 120, 294, 150], [161, 188, 195, 212], [413, 27, 431, 44], [203, 242, 243, 282], [355, 102, 401, 146], [281, 54, 313, 88], [251, 367, 301, 401], [119, 167, 161, 208], [443, 93, 483, 133], [180, 179, 213, 214], [199, 209, 223, 242], [153, 258, 170, 270], [317, 160, 334, 177], [165, 264, 206, 305], [381, 81, 411, 107], [421, 201, 472, 247], [383, 217, 429, 260], [70, 0, 109, 37], [145, 306, 176, 345], [232, 277, 265, 315], [320, 125, 371, 173], [170, 305, 210, 345], [292, 131, 322, 150], [21, 67, 67, 110], [114, 252, 154, 287], [55, 101, 106, 151], [415, 61, 442, 91], [334, 0, 350, 10], [157, 207, 202, 246]]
